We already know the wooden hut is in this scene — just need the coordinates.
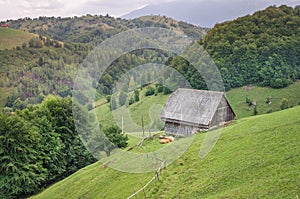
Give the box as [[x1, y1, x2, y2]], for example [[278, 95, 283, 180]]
[[160, 88, 235, 137]]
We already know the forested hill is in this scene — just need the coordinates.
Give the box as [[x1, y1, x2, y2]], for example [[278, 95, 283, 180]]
[[200, 5, 300, 90], [3, 15, 206, 45], [0, 15, 206, 109]]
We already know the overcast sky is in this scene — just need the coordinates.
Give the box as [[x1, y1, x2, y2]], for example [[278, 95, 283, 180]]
[[0, 0, 298, 22], [0, 0, 172, 21]]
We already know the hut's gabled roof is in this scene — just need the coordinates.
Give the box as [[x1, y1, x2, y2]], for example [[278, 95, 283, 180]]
[[160, 88, 225, 126]]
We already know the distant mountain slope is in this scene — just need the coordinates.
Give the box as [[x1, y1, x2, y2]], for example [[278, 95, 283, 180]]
[[123, 0, 300, 27], [32, 105, 300, 198], [0, 28, 36, 50], [4, 15, 207, 45]]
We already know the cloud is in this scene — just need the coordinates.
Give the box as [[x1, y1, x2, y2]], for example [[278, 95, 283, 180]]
[[0, 0, 181, 21], [0, 0, 298, 22]]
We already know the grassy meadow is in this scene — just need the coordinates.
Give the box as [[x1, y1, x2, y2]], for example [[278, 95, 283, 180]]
[[94, 81, 300, 130], [0, 28, 36, 50], [32, 104, 300, 199]]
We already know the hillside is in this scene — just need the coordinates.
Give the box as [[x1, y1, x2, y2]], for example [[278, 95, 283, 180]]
[[32, 105, 300, 198], [200, 5, 300, 90], [0, 15, 206, 110], [93, 81, 300, 131], [4, 15, 206, 45], [0, 41, 91, 109], [0, 28, 36, 50], [1, 6, 300, 111]]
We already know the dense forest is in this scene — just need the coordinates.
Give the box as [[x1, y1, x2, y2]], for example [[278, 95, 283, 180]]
[[201, 5, 300, 90], [0, 96, 95, 198]]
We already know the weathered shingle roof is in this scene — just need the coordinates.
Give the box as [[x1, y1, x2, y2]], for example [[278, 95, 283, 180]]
[[160, 88, 224, 126]]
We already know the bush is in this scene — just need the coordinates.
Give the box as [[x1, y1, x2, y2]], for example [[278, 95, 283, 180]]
[[163, 87, 171, 95], [246, 96, 252, 106], [87, 104, 93, 111], [105, 95, 111, 103], [145, 86, 155, 96], [119, 92, 127, 106], [253, 106, 258, 115], [280, 98, 289, 110], [110, 97, 117, 110], [134, 90, 139, 102], [128, 97, 135, 105], [157, 86, 164, 93]]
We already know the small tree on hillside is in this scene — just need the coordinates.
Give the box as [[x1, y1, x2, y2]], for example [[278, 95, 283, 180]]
[[134, 89, 139, 102], [110, 97, 117, 110], [253, 106, 258, 115], [280, 98, 289, 110], [119, 91, 127, 106], [104, 125, 128, 156]]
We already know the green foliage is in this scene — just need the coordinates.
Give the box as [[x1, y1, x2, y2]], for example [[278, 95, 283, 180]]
[[128, 96, 135, 105], [156, 84, 164, 93], [134, 89, 140, 102], [145, 86, 155, 96], [0, 95, 95, 198], [103, 125, 128, 156], [163, 86, 171, 95], [280, 98, 289, 110], [110, 97, 117, 110], [105, 95, 111, 103], [245, 96, 252, 106], [0, 43, 91, 108], [253, 106, 258, 115], [119, 91, 127, 106], [201, 5, 300, 89]]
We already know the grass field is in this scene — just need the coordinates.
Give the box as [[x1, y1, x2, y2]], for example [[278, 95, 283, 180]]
[[0, 28, 36, 50], [94, 82, 300, 130], [94, 92, 169, 131], [32, 105, 300, 199], [226, 81, 300, 118]]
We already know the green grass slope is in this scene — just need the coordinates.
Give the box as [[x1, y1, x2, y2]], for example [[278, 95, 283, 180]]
[[0, 28, 36, 50], [226, 81, 300, 118], [32, 106, 300, 199]]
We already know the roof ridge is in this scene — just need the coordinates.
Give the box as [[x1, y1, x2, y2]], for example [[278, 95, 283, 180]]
[[177, 88, 224, 94]]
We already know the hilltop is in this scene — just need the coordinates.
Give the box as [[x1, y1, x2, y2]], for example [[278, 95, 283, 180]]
[[3, 15, 206, 45], [32, 105, 300, 198], [0, 28, 36, 50]]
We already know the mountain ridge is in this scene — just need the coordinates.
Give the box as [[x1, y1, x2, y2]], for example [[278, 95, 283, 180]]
[[123, 0, 300, 27]]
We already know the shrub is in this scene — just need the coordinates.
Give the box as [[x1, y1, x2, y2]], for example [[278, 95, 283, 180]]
[[105, 95, 111, 103], [128, 97, 135, 105], [280, 98, 289, 110], [134, 90, 139, 102], [119, 92, 127, 106], [145, 86, 155, 96], [163, 86, 171, 95]]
